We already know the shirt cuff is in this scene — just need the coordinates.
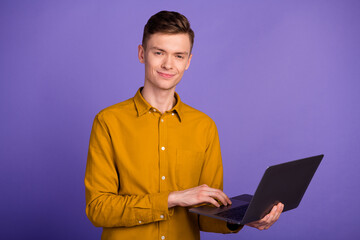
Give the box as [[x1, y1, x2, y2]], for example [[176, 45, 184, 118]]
[[199, 215, 244, 233], [226, 222, 244, 232], [150, 191, 174, 221]]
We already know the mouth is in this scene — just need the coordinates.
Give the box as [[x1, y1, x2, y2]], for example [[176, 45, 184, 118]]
[[157, 71, 175, 79]]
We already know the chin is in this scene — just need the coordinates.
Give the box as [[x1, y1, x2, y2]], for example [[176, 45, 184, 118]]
[[157, 84, 177, 91], [154, 79, 180, 90]]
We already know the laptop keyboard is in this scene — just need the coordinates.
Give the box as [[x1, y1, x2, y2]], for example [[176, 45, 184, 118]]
[[215, 204, 249, 220]]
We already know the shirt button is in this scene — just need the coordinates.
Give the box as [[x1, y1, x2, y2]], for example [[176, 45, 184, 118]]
[[171, 113, 175, 116], [160, 214, 164, 219], [161, 119, 164, 122], [138, 220, 142, 224], [161, 176, 165, 180], [161, 236, 165, 240], [161, 146, 165, 151], [153, 109, 156, 112]]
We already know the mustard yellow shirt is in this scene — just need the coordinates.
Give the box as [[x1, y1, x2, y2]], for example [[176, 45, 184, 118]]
[[85, 88, 242, 240]]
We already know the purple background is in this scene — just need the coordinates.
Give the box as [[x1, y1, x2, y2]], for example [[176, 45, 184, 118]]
[[1, 0, 359, 239]]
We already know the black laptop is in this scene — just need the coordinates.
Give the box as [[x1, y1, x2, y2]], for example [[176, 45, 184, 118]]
[[189, 154, 323, 225]]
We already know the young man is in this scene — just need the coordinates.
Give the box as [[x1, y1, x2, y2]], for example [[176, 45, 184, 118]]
[[85, 11, 283, 240]]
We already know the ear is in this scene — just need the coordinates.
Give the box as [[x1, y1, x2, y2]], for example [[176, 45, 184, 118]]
[[185, 53, 193, 70], [138, 44, 145, 63]]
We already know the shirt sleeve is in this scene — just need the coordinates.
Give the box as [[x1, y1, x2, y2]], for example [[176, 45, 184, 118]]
[[197, 120, 243, 233], [84, 114, 174, 228]]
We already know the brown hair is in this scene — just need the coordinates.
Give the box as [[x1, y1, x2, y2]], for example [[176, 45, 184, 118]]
[[142, 11, 195, 53]]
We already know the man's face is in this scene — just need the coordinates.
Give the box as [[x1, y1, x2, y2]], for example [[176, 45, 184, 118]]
[[138, 33, 192, 91]]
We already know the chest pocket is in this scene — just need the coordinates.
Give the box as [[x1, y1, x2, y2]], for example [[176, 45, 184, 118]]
[[176, 149, 205, 190]]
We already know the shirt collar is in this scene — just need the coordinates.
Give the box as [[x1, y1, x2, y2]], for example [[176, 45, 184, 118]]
[[133, 87, 152, 117], [133, 87, 183, 122], [172, 92, 183, 122]]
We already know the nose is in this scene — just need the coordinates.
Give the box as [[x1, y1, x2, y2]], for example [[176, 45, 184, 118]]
[[161, 55, 173, 70]]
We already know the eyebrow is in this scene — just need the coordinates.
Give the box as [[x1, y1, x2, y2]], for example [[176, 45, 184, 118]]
[[150, 47, 189, 55]]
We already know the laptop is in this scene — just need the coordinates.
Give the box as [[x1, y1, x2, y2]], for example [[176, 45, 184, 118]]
[[189, 154, 323, 225]]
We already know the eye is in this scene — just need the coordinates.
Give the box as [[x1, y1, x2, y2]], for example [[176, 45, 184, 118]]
[[176, 55, 184, 59], [154, 51, 163, 55]]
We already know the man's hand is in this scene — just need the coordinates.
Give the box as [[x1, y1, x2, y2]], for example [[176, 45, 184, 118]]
[[168, 184, 232, 208], [245, 202, 284, 230]]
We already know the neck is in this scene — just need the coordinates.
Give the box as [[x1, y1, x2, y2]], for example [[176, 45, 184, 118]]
[[141, 84, 176, 114]]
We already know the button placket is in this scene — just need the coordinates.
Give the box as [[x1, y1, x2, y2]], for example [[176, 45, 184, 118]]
[[159, 113, 168, 192], [158, 113, 168, 238]]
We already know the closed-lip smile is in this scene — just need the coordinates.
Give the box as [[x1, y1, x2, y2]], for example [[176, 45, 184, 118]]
[[157, 71, 175, 78]]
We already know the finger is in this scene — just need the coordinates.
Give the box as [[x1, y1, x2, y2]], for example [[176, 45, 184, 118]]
[[259, 225, 266, 231], [246, 216, 269, 230], [203, 186, 232, 205], [254, 221, 267, 231], [246, 222, 261, 229], [226, 194, 232, 205], [264, 225, 271, 230], [206, 189, 230, 206], [207, 197, 220, 207], [257, 214, 270, 228], [198, 190, 220, 207], [260, 206, 277, 228], [266, 205, 278, 222], [219, 190, 232, 205], [280, 203, 284, 212], [265, 203, 284, 229], [271, 203, 283, 220], [266, 213, 275, 225], [272, 203, 283, 220], [273, 203, 284, 221], [218, 190, 232, 205], [213, 190, 231, 206], [209, 191, 228, 206]]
